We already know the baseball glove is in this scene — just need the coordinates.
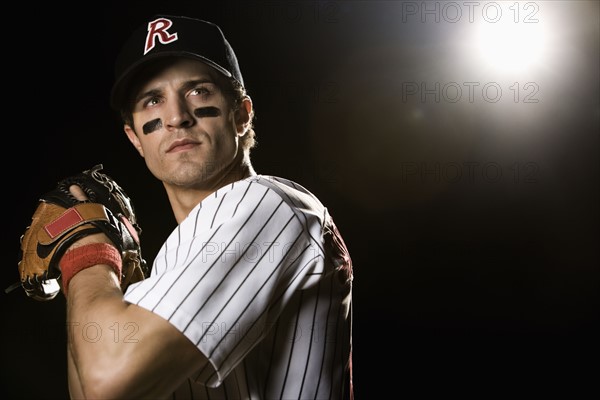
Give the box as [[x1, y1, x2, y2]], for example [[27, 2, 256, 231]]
[[15, 164, 147, 301]]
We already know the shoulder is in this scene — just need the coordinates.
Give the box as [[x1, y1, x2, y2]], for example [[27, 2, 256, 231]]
[[250, 175, 325, 210], [249, 175, 329, 223], [179, 175, 328, 232], [191, 175, 327, 218]]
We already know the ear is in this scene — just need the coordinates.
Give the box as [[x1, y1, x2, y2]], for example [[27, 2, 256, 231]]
[[235, 96, 253, 136], [124, 124, 144, 157]]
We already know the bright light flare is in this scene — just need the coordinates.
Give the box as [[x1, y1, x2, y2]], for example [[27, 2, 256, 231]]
[[473, 19, 548, 75]]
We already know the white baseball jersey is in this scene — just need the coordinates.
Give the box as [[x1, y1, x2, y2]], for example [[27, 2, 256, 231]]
[[124, 175, 353, 399]]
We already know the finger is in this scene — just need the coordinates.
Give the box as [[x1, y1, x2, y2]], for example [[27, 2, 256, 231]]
[[69, 185, 88, 201]]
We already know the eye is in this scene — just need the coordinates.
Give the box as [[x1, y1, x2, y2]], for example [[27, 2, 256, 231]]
[[192, 87, 209, 95], [143, 96, 162, 108], [190, 86, 211, 98]]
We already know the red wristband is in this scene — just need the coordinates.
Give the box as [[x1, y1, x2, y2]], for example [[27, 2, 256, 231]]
[[60, 243, 122, 296]]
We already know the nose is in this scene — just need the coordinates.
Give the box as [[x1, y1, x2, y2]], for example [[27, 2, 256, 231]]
[[164, 97, 194, 129]]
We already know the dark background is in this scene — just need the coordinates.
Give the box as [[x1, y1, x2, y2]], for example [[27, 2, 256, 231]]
[[2, 1, 598, 398]]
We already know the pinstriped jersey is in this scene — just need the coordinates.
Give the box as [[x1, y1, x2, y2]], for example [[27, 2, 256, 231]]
[[124, 175, 353, 399]]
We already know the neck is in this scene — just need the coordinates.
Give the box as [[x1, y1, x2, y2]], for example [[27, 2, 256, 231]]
[[166, 151, 256, 223]]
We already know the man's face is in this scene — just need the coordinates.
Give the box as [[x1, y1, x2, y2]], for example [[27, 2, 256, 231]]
[[125, 58, 245, 190]]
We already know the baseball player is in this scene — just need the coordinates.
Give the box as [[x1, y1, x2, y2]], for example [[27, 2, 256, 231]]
[[61, 15, 353, 399]]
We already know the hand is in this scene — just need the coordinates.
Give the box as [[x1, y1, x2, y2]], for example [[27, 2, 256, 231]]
[[66, 185, 114, 248], [16, 164, 147, 301]]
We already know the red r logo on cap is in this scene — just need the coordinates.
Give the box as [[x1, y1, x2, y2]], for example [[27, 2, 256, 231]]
[[145, 18, 178, 55]]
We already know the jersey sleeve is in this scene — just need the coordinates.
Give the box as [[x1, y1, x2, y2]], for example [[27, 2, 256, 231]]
[[123, 179, 326, 387]]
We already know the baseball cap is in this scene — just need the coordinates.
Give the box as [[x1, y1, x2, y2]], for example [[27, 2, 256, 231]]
[[110, 15, 244, 110]]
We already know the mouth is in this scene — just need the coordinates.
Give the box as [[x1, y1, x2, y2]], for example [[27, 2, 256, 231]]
[[167, 138, 201, 153]]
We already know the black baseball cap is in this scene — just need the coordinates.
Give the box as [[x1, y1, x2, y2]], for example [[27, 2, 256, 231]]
[[110, 15, 244, 111]]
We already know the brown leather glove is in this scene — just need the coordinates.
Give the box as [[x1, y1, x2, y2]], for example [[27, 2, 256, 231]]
[[15, 164, 147, 300]]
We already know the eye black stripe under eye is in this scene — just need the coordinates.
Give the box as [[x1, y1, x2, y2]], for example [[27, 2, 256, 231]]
[[194, 107, 221, 118], [142, 119, 162, 135]]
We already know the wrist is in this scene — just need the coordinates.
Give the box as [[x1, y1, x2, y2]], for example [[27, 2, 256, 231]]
[[68, 232, 113, 248], [60, 243, 122, 296]]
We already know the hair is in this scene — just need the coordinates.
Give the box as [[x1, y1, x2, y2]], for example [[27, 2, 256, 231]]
[[119, 59, 257, 153]]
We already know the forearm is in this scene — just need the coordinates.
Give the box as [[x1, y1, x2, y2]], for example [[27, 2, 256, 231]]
[[66, 264, 132, 398], [67, 346, 84, 399], [66, 263, 207, 398]]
